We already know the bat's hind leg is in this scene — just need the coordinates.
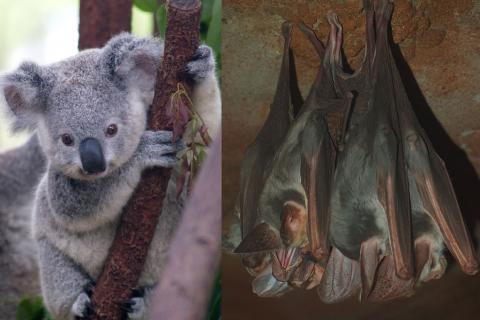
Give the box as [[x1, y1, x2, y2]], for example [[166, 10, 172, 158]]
[[414, 235, 447, 282], [359, 238, 385, 301]]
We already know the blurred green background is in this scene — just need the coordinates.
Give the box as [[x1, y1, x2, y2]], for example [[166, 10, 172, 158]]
[[0, 0, 154, 150], [0, 0, 221, 150]]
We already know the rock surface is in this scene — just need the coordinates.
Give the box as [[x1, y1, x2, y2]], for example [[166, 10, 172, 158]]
[[222, 0, 480, 318]]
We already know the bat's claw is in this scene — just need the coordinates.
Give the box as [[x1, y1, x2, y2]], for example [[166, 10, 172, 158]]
[[414, 237, 447, 282]]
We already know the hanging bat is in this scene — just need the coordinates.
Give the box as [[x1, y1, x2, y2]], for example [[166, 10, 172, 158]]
[[386, 18, 478, 280], [327, 0, 478, 303], [230, 21, 305, 296], [366, 0, 478, 300], [315, 6, 377, 303], [236, 14, 351, 288], [239, 18, 353, 292]]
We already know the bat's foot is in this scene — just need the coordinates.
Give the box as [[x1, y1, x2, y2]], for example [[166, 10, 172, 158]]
[[414, 237, 447, 282], [367, 255, 415, 302], [317, 247, 361, 304], [288, 259, 325, 290], [359, 239, 384, 301]]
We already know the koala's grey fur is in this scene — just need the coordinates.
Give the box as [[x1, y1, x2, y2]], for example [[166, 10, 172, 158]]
[[0, 135, 45, 318], [0, 33, 221, 320]]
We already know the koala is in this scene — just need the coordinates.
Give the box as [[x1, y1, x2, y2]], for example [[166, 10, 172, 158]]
[[0, 33, 221, 320], [0, 135, 46, 318]]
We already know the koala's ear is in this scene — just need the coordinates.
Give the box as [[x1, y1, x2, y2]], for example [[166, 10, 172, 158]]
[[0, 62, 53, 132], [101, 32, 163, 103]]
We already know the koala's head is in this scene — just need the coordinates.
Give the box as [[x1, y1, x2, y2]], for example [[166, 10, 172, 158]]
[[1, 33, 163, 180]]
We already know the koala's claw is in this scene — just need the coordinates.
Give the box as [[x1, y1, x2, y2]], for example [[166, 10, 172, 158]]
[[137, 130, 184, 169], [186, 45, 215, 81], [72, 292, 93, 319], [121, 297, 146, 320]]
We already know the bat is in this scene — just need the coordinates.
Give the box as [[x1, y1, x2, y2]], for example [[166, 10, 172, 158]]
[[385, 13, 479, 280], [231, 22, 305, 296], [235, 14, 353, 294], [326, 0, 478, 303], [316, 6, 379, 303], [235, 0, 478, 301], [255, 17, 354, 290]]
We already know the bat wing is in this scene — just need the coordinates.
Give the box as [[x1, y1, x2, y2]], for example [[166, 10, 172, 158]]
[[408, 152, 478, 275], [234, 222, 281, 253], [237, 22, 304, 242], [252, 264, 292, 297], [381, 0, 478, 275], [367, 255, 415, 302], [300, 110, 336, 261], [370, 1, 414, 281], [298, 22, 325, 60], [317, 247, 361, 303], [373, 131, 413, 281], [289, 258, 325, 290]]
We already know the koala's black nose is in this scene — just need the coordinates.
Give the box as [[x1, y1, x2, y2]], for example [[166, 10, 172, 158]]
[[79, 138, 106, 174]]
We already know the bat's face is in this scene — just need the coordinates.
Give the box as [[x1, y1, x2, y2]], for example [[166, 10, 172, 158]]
[[235, 201, 324, 290], [271, 201, 307, 281], [280, 201, 308, 247], [271, 201, 326, 288]]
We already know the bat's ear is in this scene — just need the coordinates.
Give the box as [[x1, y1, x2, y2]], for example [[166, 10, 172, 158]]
[[101, 32, 163, 104], [0, 62, 53, 132], [234, 223, 281, 253]]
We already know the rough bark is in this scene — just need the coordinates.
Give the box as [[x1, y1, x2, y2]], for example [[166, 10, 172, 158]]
[[79, 0, 132, 50], [150, 134, 221, 320], [87, 1, 202, 319]]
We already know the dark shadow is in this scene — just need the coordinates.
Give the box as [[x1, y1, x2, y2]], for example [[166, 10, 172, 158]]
[[388, 24, 480, 250]]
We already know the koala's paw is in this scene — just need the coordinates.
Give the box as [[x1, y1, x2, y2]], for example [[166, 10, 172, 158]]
[[137, 130, 185, 169], [186, 45, 215, 81], [141, 130, 173, 144], [122, 297, 146, 320], [71, 292, 93, 319]]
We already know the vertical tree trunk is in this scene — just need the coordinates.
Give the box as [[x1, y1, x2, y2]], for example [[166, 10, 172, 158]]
[[79, 0, 132, 50], [150, 134, 221, 320], [86, 1, 202, 319]]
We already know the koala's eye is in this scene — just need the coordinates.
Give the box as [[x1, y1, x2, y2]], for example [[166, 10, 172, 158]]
[[105, 124, 118, 137], [61, 134, 74, 146]]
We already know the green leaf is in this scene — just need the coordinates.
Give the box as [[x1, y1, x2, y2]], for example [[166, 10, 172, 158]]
[[206, 0, 221, 60], [201, 0, 215, 25], [155, 5, 167, 38], [206, 272, 221, 320], [190, 117, 200, 136], [197, 146, 207, 165], [133, 0, 157, 12], [16, 296, 50, 320]]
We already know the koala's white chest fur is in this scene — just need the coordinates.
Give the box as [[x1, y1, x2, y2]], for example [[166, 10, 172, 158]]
[[45, 218, 116, 278], [33, 167, 182, 286]]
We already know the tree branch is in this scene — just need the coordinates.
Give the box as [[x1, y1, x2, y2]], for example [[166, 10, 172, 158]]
[[79, 0, 132, 50], [150, 134, 221, 320], [86, 1, 202, 319]]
